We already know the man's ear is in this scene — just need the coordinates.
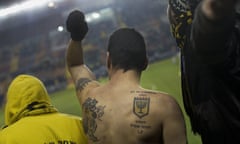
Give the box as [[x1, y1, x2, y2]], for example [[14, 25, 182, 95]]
[[106, 52, 111, 69], [142, 58, 148, 70]]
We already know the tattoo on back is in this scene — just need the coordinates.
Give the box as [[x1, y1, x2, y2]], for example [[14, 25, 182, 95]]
[[130, 91, 152, 134], [133, 97, 150, 119], [82, 97, 106, 142], [76, 78, 92, 92], [131, 90, 151, 119]]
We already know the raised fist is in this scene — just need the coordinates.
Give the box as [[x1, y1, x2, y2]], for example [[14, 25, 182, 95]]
[[66, 10, 88, 41]]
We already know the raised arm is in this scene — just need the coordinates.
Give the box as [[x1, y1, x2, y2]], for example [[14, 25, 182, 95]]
[[66, 40, 95, 83], [191, 0, 238, 64], [66, 10, 98, 102]]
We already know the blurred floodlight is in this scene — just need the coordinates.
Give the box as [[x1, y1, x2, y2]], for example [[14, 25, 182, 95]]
[[92, 12, 100, 19], [86, 17, 92, 23], [85, 12, 102, 23], [57, 26, 64, 32], [85, 8, 113, 23], [48, 2, 55, 8], [0, 0, 60, 18]]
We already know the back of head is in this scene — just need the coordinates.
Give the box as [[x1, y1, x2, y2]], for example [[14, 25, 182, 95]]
[[107, 28, 147, 72], [4, 74, 53, 126]]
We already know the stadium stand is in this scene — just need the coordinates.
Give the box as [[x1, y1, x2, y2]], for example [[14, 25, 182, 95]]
[[0, 0, 177, 106]]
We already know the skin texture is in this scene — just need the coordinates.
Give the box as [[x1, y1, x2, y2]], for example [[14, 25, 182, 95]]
[[66, 40, 187, 144]]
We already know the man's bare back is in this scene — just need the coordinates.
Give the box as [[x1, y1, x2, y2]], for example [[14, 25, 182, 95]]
[[74, 70, 186, 144], [65, 11, 186, 144]]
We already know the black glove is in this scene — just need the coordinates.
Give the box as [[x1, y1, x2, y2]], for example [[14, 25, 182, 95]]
[[66, 10, 88, 41]]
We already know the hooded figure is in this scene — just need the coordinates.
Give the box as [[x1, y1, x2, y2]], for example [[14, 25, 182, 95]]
[[0, 74, 88, 144]]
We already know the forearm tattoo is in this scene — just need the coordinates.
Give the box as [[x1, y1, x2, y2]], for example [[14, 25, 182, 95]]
[[76, 78, 92, 92]]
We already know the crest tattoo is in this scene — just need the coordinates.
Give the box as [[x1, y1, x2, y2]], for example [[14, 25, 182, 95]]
[[133, 97, 150, 119]]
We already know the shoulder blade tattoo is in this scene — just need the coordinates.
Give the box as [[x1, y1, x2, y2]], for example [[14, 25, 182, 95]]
[[82, 97, 106, 142]]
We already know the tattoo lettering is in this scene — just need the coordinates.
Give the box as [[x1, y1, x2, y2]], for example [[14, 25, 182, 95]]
[[82, 98, 105, 142], [76, 78, 92, 92], [130, 90, 157, 95], [130, 120, 152, 135]]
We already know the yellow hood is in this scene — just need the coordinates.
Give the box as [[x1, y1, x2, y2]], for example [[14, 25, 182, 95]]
[[5, 74, 57, 126]]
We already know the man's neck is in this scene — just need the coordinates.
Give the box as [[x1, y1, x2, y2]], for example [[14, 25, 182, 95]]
[[108, 69, 141, 86]]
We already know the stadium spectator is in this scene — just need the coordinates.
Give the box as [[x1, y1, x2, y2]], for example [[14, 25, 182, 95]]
[[65, 10, 187, 144], [0, 74, 88, 144], [167, 0, 240, 143]]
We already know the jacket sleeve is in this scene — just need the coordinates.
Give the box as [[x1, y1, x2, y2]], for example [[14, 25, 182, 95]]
[[190, 2, 236, 65]]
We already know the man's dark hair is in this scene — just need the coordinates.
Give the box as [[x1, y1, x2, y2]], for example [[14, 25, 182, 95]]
[[107, 28, 147, 72]]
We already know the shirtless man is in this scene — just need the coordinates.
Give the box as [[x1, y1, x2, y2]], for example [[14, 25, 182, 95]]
[[65, 10, 187, 144]]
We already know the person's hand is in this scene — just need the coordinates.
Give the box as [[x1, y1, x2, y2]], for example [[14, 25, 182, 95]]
[[66, 10, 88, 41]]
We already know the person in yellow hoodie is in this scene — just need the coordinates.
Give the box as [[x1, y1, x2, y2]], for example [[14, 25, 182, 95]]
[[0, 74, 88, 144]]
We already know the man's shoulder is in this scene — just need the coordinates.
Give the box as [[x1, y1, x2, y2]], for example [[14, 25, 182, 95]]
[[138, 89, 180, 110], [144, 89, 174, 101], [146, 90, 182, 113]]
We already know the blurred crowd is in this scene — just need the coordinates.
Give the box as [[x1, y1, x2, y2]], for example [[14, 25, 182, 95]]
[[0, 0, 178, 106]]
